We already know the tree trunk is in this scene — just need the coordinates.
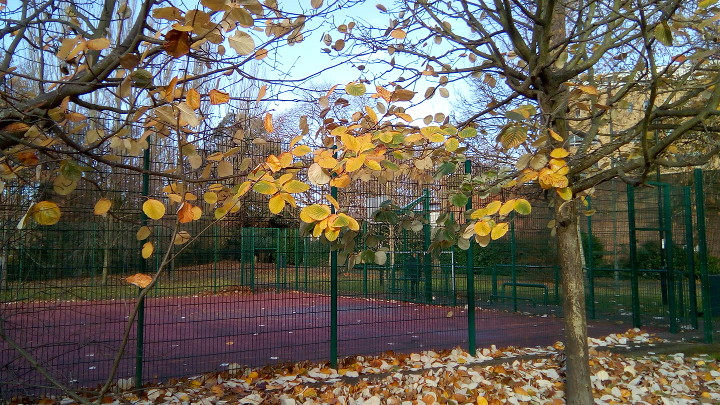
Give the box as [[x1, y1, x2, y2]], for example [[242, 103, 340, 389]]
[[555, 196, 593, 405]]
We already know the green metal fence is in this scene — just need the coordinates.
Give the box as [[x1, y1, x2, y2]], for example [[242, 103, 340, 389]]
[[1, 159, 718, 397]]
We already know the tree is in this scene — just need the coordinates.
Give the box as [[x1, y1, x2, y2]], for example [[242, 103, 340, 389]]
[[0, 0, 362, 400], [315, 0, 720, 403], [2, 0, 720, 403]]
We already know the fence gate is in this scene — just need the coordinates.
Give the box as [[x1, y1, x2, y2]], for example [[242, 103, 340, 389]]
[[626, 182, 698, 332]]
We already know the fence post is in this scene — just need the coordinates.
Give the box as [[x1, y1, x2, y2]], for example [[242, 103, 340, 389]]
[[423, 189, 432, 303], [213, 225, 218, 293], [586, 197, 596, 320], [510, 214, 517, 312], [627, 184, 642, 328], [135, 139, 151, 389], [294, 229, 299, 291], [464, 160, 476, 354], [275, 228, 281, 291], [250, 228, 255, 291], [663, 186, 678, 333], [694, 169, 713, 343], [240, 228, 245, 286], [362, 222, 368, 298], [683, 187, 698, 329], [330, 181, 339, 368]]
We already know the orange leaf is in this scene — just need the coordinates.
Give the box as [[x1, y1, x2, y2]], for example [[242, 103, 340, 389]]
[[390, 29, 406, 39], [163, 29, 190, 58], [177, 202, 194, 223], [209, 89, 230, 105], [256, 85, 266, 104], [186, 88, 201, 110], [126, 273, 153, 288], [16, 150, 39, 165], [264, 113, 274, 132]]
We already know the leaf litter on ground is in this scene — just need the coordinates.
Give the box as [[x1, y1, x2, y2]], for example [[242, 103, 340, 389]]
[[17, 329, 720, 405]]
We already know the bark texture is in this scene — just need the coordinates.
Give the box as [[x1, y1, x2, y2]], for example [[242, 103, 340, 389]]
[[555, 197, 593, 405]]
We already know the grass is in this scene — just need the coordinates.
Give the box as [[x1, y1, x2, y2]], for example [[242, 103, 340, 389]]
[[0, 260, 709, 327]]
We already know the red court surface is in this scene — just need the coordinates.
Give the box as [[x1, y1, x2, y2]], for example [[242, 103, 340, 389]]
[[1, 291, 642, 395]]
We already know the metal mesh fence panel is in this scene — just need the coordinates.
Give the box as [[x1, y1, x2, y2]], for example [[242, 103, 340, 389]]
[[2, 150, 717, 397]]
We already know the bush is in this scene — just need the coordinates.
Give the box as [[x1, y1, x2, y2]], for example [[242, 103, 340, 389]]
[[581, 232, 604, 267]]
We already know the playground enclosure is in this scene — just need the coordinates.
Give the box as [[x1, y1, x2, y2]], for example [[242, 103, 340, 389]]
[[1, 142, 720, 397]]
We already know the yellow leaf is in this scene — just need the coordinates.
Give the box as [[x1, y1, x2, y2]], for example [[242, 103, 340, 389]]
[[94, 198, 112, 216], [283, 180, 310, 193], [556, 187, 573, 200], [470, 208, 487, 220], [214, 206, 229, 219], [499, 199, 516, 216], [209, 89, 230, 105], [345, 82, 367, 96], [364, 159, 382, 171], [477, 396, 489, 405], [485, 201, 502, 215], [86, 37, 111, 50], [141, 242, 154, 259], [136, 226, 152, 241], [292, 145, 312, 156], [317, 155, 339, 169], [186, 88, 201, 110], [330, 174, 351, 188], [268, 194, 285, 214], [325, 228, 340, 241], [204, 191, 218, 204], [338, 213, 359, 231], [253, 181, 278, 195], [312, 220, 327, 237], [326, 194, 339, 210], [300, 204, 331, 223], [473, 220, 491, 237], [549, 129, 563, 141], [444, 138, 459, 152], [126, 272, 152, 287], [191, 206, 202, 220], [550, 148, 570, 158], [173, 230, 191, 245], [143, 199, 166, 220], [346, 155, 365, 172], [364, 106, 378, 123], [491, 223, 509, 240], [31, 201, 61, 225], [577, 85, 599, 95]]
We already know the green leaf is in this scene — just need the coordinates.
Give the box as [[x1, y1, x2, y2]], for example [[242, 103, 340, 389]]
[[699, 0, 719, 8], [458, 127, 477, 138], [360, 249, 375, 264], [345, 82, 367, 96], [59, 159, 85, 181], [498, 125, 528, 149], [381, 160, 400, 171], [449, 193, 469, 208], [514, 198, 532, 215], [654, 22, 673, 46], [434, 162, 457, 179]]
